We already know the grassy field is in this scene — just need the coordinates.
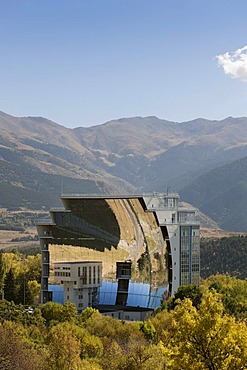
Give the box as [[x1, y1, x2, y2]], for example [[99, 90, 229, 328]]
[[200, 228, 247, 239], [0, 227, 39, 250]]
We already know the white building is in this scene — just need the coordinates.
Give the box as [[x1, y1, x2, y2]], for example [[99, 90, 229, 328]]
[[143, 193, 200, 295], [53, 261, 102, 312]]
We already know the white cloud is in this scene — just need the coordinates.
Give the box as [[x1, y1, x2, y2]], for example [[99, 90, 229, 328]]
[[216, 45, 247, 82]]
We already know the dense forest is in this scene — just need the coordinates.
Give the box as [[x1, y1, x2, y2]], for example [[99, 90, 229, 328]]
[[200, 235, 247, 279], [0, 249, 246, 369], [0, 233, 247, 369], [0, 276, 246, 370]]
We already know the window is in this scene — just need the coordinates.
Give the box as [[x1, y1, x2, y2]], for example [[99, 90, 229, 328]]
[[89, 266, 92, 284], [168, 198, 175, 208], [97, 265, 100, 284], [78, 267, 80, 277], [82, 266, 87, 284], [93, 266, 96, 284], [67, 288, 69, 291], [67, 296, 69, 300]]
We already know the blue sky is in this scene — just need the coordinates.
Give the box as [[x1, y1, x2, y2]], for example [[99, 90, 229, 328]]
[[1, 0, 247, 128]]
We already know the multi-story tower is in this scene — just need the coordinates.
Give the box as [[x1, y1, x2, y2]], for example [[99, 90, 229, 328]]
[[36, 221, 55, 304], [143, 193, 200, 295]]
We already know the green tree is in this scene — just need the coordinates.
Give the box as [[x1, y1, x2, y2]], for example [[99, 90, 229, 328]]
[[124, 335, 165, 370], [79, 332, 103, 360], [99, 339, 126, 370], [202, 274, 247, 319], [77, 307, 99, 325], [25, 254, 42, 283], [167, 284, 203, 310], [28, 280, 41, 305], [40, 301, 77, 327], [46, 323, 82, 370], [62, 301, 78, 322], [0, 300, 45, 327], [15, 273, 33, 306], [4, 268, 16, 302], [139, 320, 157, 343], [80, 359, 102, 370], [40, 301, 64, 326], [0, 321, 45, 370]]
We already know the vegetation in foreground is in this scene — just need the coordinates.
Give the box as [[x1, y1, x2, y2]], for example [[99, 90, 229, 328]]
[[0, 236, 247, 369], [0, 275, 246, 369]]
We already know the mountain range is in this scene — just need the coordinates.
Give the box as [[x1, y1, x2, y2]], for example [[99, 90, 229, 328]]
[[0, 111, 247, 232]]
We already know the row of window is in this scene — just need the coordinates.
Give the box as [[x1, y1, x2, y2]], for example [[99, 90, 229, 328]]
[[79, 265, 101, 285], [66, 292, 83, 299], [54, 271, 71, 277]]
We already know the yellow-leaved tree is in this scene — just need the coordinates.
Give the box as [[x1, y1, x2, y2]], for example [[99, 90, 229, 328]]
[[159, 291, 247, 370]]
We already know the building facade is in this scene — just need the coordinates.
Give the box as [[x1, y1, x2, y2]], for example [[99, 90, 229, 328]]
[[37, 192, 200, 304], [143, 193, 200, 294], [53, 261, 102, 311]]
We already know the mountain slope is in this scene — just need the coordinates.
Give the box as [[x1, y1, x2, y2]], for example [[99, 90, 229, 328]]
[[1, 111, 247, 231], [74, 116, 247, 191], [200, 235, 247, 279], [0, 112, 136, 209], [180, 156, 247, 231]]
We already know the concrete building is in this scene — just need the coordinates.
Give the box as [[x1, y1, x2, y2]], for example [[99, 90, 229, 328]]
[[53, 261, 102, 312], [143, 193, 200, 294], [37, 192, 200, 305]]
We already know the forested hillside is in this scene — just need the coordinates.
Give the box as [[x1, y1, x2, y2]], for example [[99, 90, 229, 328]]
[[180, 156, 247, 231], [200, 235, 247, 279]]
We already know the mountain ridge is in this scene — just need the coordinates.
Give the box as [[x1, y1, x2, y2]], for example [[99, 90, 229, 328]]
[[1, 111, 247, 231]]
